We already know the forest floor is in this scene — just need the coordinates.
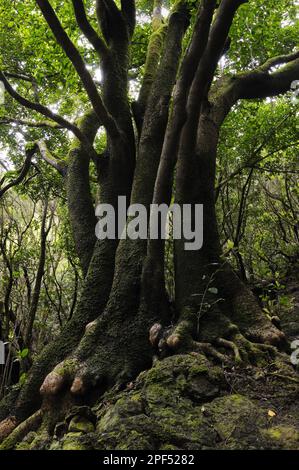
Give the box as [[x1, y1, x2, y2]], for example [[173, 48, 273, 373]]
[[2, 283, 299, 451]]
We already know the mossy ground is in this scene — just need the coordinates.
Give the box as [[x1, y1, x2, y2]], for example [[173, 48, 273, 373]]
[[9, 351, 299, 451]]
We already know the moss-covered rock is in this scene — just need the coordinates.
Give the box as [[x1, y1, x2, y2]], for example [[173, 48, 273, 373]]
[[68, 416, 95, 434], [261, 426, 299, 449], [62, 432, 92, 450], [92, 354, 299, 450], [8, 352, 299, 450], [202, 394, 268, 449], [94, 354, 226, 450]]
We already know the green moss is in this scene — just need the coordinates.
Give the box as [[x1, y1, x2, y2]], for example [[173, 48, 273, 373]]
[[25, 141, 37, 152], [159, 444, 181, 450], [68, 416, 95, 434], [94, 354, 226, 450], [55, 358, 77, 377], [49, 439, 63, 450], [262, 426, 299, 449], [16, 353, 299, 451], [15, 441, 32, 450], [266, 428, 282, 439], [29, 430, 51, 450], [203, 395, 268, 449], [62, 432, 87, 451]]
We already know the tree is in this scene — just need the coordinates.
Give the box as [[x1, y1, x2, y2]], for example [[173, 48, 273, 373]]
[[0, 0, 298, 442]]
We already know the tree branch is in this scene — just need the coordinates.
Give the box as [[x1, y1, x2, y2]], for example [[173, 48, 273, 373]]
[[238, 56, 299, 99], [259, 50, 299, 72], [4, 72, 40, 102], [0, 117, 62, 129], [0, 145, 37, 199], [211, 53, 299, 127], [71, 0, 108, 57], [151, 0, 217, 207], [188, 0, 248, 112], [36, 140, 67, 176], [135, 0, 167, 126], [121, 0, 136, 37], [0, 139, 67, 200], [135, 0, 190, 206], [96, 0, 127, 45], [36, 0, 120, 139], [0, 71, 83, 138], [148, 0, 217, 263]]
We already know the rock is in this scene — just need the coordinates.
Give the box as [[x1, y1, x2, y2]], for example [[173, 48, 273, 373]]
[[68, 416, 95, 434], [202, 395, 268, 449], [261, 425, 299, 449], [11, 352, 299, 450], [94, 354, 226, 450], [62, 432, 87, 451], [66, 405, 97, 425]]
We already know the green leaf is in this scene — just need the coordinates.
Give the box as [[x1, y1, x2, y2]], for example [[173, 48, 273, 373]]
[[226, 240, 235, 251], [20, 348, 29, 359], [19, 372, 27, 385]]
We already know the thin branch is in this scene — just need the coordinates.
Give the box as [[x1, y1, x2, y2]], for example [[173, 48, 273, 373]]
[[0, 72, 83, 138], [4, 72, 40, 102], [259, 50, 299, 72], [71, 0, 109, 57], [4, 72, 35, 83], [36, 140, 67, 176], [36, 0, 120, 139], [1, 72, 103, 161], [0, 117, 62, 129], [0, 145, 37, 199], [216, 142, 299, 191]]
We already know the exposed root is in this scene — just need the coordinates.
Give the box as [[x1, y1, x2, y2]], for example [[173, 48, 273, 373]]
[[40, 305, 156, 399], [216, 337, 242, 363], [245, 322, 286, 348], [232, 333, 276, 364], [0, 416, 17, 443], [161, 318, 230, 364], [192, 341, 230, 364], [40, 359, 78, 396], [149, 323, 163, 346], [0, 410, 42, 450], [70, 375, 87, 396], [268, 373, 299, 384], [153, 311, 279, 368], [40, 371, 65, 396]]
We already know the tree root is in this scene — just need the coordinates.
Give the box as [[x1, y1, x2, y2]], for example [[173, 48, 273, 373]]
[[40, 359, 78, 396], [243, 321, 286, 348], [191, 341, 230, 364], [268, 373, 299, 384], [40, 308, 155, 398], [0, 416, 17, 443], [218, 333, 276, 365], [216, 338, 242, 363], [152, 312, 278, 367], [0, 410, 42, 450]]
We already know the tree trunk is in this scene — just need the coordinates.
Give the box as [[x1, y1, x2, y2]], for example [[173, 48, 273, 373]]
[[24, 200, 50, 349], [173, 105, 285, 347]]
